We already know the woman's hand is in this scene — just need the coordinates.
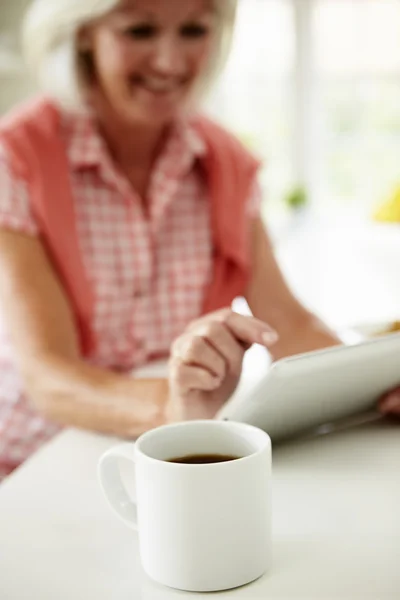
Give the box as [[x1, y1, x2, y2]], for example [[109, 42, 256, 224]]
[[379, 387, 400, 417], [167, 309, 278, 422]]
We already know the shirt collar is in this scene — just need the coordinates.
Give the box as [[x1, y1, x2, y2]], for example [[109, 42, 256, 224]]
[[63, 111, 207, 173], [178, 118, 207, 159]]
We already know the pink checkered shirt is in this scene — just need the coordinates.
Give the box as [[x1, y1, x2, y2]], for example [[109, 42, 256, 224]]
[[0, 104, 260, 480]]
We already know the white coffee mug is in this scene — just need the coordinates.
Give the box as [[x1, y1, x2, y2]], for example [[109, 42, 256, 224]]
[[98, 420, 272, 592]]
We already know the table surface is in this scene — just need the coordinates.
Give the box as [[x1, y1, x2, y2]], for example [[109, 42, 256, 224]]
[[0, 418, 399, 600]]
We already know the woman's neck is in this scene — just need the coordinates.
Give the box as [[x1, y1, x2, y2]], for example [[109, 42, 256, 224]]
[[94, 96, 170, 169], [93, 98, 171, 200]]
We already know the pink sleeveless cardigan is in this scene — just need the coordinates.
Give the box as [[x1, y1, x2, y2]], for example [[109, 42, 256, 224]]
[[0, 98, 260, 355]]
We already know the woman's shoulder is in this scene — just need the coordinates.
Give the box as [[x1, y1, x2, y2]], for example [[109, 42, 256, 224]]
[[0, 95, 60, 134], [0, 96, 65, 173]]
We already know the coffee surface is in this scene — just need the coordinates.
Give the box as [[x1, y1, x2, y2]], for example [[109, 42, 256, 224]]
[[168, 454, 240, 464]]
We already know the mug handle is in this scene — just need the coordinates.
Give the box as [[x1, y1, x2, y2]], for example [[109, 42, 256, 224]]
[[98, 443, 138, 530]]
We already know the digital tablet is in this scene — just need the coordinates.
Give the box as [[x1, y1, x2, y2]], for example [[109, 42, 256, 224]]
[[217, 332, 400, 441]]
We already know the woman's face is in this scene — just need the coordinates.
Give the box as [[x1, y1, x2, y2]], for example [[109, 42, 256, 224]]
[[85, 0, 215, 126]]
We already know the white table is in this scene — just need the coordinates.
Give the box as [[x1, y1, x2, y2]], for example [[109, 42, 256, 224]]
[[0, 418, 399, 600], [1, 216, 400, 599]]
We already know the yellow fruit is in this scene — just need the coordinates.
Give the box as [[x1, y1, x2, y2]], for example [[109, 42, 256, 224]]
[[373, 186, 400, 222]]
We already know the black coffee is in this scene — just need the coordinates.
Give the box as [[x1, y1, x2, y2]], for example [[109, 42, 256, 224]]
[[168, 454, 240, 464]]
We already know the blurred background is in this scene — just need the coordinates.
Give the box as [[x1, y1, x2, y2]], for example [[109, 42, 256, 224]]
[[2, 0, 400, 329]]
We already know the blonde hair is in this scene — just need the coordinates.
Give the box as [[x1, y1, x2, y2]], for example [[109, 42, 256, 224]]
[[22, 0, 238, 112]]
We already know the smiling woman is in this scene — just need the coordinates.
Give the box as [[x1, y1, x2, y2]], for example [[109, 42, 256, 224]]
[[22, 0, 236, 114], [0, 0, 342, 481]]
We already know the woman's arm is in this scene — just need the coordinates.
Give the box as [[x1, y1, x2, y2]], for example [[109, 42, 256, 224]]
[[0, 231, 168, 437], [245, 218, 341, 360]]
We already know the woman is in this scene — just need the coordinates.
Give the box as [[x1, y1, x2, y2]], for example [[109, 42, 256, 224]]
[[0, 0, 366, 481]]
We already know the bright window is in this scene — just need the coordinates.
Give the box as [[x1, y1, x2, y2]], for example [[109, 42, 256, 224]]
[[314, 0, 400, 212], [207, 0, 400, 217], [206, 0, 295, 213]]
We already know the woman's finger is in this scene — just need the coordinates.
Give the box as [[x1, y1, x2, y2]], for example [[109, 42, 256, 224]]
[[170, 362, 222, 394], [222, 311, 278, 347], [379, 390, 400, 415], [191, 321, 246, 376], [189, 309, 278, 349], [172, 334, 226, 380]]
